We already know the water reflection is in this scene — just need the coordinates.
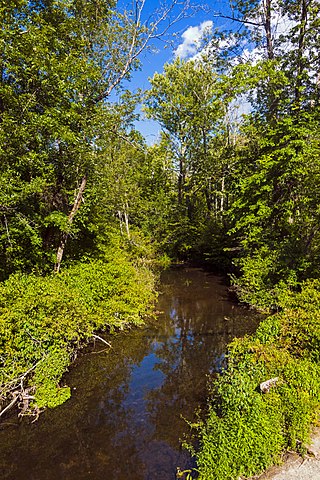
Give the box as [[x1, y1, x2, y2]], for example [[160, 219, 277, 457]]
[[0, 267, 260, 480]]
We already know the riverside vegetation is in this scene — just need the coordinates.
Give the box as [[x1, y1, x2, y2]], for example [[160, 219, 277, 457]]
[[1, 1, 320, 479], [192, 280, 320, 479], [0, 240, 156, 416]]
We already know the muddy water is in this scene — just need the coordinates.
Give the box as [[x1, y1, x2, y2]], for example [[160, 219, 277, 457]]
[[0, 267, 260, 480]]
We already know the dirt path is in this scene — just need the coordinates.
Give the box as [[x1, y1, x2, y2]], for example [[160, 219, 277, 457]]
[[250, 426, 320, 480]]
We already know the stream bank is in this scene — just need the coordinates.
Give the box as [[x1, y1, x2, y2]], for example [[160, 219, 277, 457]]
[[0, 267, 261, 480]]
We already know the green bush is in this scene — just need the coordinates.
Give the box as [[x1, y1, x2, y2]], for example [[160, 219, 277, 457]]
[[195, 280, 320, 480], [33, 349, 71, 409], [230, 247, 278, 311], [230, 247, 300, 312], [0, 254, 155, 413]]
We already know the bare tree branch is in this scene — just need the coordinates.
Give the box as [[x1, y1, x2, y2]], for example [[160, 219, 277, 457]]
[[212, 12, 264, 28], [0, 393, 19, 418], [94, 0, 195, 103], [54, 175, 87, 273], [103, 127, 146, 153], [92, 334, 112, 348]]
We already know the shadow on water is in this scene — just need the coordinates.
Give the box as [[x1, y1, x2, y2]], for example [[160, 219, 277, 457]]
[[0, 267, 261, 480]]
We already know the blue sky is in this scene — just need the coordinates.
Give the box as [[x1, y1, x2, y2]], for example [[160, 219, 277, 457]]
[[115, 1, 294, 143], [118, 0, 237, 144]]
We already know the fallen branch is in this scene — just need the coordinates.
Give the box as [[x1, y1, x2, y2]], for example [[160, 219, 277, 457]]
[[19, 391, 36, 417], [92, 334, 112, 348], [0, 392, 19, 418], [1, 359, 44, 394], [0, 358, 45, 420]]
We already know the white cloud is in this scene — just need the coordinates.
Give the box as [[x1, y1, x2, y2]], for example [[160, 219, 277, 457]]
[[174, 6, 296, 65], [174, 21, 213, 59]]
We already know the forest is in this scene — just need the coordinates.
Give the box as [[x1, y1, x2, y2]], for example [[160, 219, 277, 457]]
[[0, 0, 320, 479]]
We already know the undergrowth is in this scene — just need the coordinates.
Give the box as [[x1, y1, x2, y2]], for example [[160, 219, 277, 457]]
[[0, 251, 156, 416], [193, 279, 320, 480]]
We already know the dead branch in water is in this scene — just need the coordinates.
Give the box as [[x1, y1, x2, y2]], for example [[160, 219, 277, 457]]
[[92, 334, 112, 348]]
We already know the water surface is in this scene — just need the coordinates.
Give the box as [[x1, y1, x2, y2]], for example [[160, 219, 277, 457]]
[[0, 267, 260, 480]]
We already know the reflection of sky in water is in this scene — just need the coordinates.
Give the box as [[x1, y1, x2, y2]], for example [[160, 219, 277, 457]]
[[0, 268, 261, 480], [122, 353, 166, 414], [170, 307, 177, 319], [117, 350, 188, 478], [212, 353, 227, 373], [174, 327, 181, 339]]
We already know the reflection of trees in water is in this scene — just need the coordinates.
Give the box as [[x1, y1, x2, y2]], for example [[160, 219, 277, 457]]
[[144, 312, 227, 448], [144, 270, 260, 449], [0, 329, 154, 480], [0, 268, 260, 480]]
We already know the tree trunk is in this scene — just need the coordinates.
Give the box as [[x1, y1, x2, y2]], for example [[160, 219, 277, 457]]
[[294, 0, 308, 108], [124, 202, 130, 240], [54, 175, 87, 273], [261, 0, 280, 119], [220, 176, 225, 212], [263, 0, 274, 60]]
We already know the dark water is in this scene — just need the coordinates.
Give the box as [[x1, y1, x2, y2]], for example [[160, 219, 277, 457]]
[[0, 267, 260, 480]]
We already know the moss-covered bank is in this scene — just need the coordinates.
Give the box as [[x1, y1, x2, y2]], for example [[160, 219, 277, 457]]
[[194, 280, 320, 480], [0, 250, 156, 418]]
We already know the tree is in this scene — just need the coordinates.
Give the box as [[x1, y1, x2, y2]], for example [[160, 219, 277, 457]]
[[0, 0, 194, 277], [173, 0, 319, 303], [145, 58, 232, 221]]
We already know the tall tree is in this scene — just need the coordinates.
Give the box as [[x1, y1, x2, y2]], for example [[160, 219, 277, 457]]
[[0, 0, 193, 276], [221, 0, 320, 307], [145, 58, 231, 221]]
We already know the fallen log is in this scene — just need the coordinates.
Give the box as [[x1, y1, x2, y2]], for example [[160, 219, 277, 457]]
[[260, 377, 279, 393]]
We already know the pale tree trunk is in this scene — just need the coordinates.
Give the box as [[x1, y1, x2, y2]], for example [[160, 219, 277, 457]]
[[295, 0, 308, 108], [178, 143, 187, 206], [214, 189, 218, 218], [124, 202, 130, 240], [201, 126, 213, 214], [178, 157, 185, 205], [118, 210, 124, 236], [54, 175, 87, 273], [262, 0, 278, 118], [117, 204, 130, 240], [263, 0, 274, 60], [220, 176, 225, 212]]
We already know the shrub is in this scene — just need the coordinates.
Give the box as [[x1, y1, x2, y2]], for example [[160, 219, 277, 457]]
[[0, 254, 155, 413], [195, 280, 320, 480]]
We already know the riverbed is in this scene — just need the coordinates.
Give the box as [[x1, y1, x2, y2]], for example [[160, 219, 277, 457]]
[[0, 267, 260, 480]]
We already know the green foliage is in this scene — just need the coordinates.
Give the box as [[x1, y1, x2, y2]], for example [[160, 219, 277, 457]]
[[230, 247, 278, 310], [0, 251, 155, 412], [0, 0, 166, 278], [254, 314, 282, 344], [144, 58, 234, 262], [33, 349, 71, 409], [276, 280, 320, 363], [197, 395, 285, 479], [228, 111, 320, 310], [195, 281, 320, 480]]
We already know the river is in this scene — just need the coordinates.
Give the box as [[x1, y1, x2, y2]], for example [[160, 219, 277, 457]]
[[0, 267, 260, 480]]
